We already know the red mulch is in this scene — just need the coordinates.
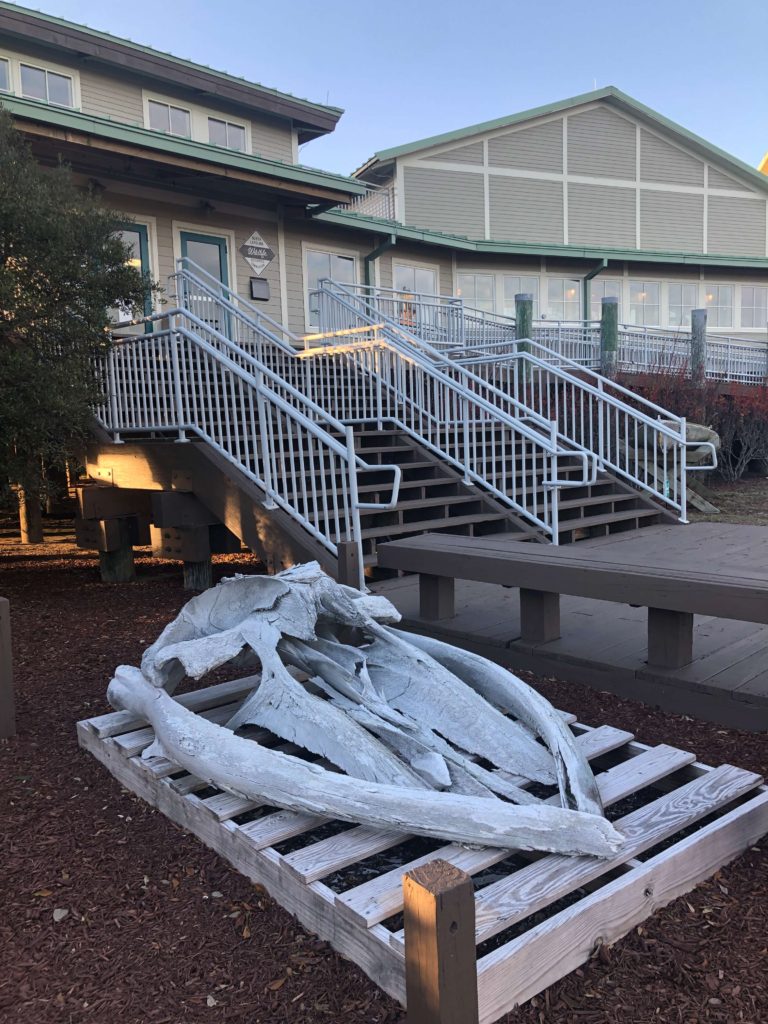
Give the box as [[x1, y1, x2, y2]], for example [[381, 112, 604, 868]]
[[1, 519, 766, 1024]]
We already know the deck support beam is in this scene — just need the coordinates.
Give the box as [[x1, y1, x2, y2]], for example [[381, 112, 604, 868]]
[[520, 587, 561, 643], [419, 573, 455, 620], [647, 606, 694, 668], [183, 559, 213, 591], [403, 859, 479, 1024]]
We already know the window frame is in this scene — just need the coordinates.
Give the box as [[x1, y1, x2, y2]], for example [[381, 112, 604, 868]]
[[502, 275, 540, 319], [392, 258, 442, 297], [628, 279, 661, 327], [302, 242, 359, 331], [456, 272, 496, 313], [589, 278, 622, 322], [146, 97, 192, 138], [143, 91, 252, 154], [207, 116, 248, 153], [704, 283, 734, 329], [0, 49, 80, 108], [739, 284, 768, 330], [545, 278, 582, 322], [667, 281, 699, 329]]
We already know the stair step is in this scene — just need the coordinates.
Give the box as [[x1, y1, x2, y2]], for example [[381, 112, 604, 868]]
[[360, 512, 508, 541], [558, 507, 661, 533], [558, 492, 640, 511], [358, 494, 481, 517], [356, 474, 459, 495]]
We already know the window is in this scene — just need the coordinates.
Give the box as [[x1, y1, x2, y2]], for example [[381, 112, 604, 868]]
[[590, 279, 621, 321], [394, 264, 438, 296], [20, 63, 73, 107], [502, 276, 539, 318], [306, 249, 356, 327], [148, 99, 191, 137], [628, 281, 660, 326], [545, 279, 581, 321], [740, 286, 768, 329], [208, 117, 247, 152], [0, 58, 9, 93], [704, 284, 733, 328], [667, 283, 698, 328], [457, 273, 494, 313], [109, 225, 152, 330]]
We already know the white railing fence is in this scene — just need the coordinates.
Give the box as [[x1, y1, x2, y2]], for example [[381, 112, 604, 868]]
[[99, 306, 402, 589], [313, 280, 704, 522], [343, 183, 397, 221]]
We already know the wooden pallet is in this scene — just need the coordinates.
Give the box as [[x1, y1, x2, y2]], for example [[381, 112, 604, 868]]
[[77, 677, 768, 1024]]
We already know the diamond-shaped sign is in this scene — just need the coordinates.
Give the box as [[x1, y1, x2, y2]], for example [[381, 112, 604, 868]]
[[239, 230, 275, 276]]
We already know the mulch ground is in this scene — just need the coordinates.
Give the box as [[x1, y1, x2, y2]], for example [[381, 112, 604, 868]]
[[1, 517, 766, 1024]]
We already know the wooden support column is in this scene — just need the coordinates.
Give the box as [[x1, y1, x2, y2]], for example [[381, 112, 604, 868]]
[[647, 606, 694, 668], [98, 519, 136, 583], [514, 292, 533, 354], [419, 573, 455, 620], [691, 308, 707, 387], [17, 487, 43, 544], [519, 587, 561, 643], [600, 296, 619, 377], [403, 859, 479, 1024], [0, 597, 15, 739], [336, 540, 362, 590], [183, 559, 213, 591]]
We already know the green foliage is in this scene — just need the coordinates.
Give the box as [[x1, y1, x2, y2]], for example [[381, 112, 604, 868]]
[[0, 108, 151, 500]]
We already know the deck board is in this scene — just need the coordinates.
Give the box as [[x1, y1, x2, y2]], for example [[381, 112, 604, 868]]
[[373, 578, 768, 729]]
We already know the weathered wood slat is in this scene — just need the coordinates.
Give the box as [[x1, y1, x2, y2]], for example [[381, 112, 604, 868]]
[[89, 674, 260, 738], [473, 788, 768, 1024], [199, 792, 263, 822], [475, 759, 760, 946], [111, 701, 241, 757], [238, 809, 330, 850], [335, 725, 635, 929]]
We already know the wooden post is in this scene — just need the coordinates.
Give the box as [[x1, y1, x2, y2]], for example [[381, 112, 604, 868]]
[[515, 293, 533, 355], [336, 540, 362, 590], [183, 558, 213, 591], [403, 859, 479, 1024], [691, 308, 707, 386], [17, 487, 43, 544], [419, 573, 455, 620], [600, 296, 619, 377], [647, 606, 694, 668], [519, 587, 561, 643], [98, 519, 135, 583], [0, 597, 15, 739]]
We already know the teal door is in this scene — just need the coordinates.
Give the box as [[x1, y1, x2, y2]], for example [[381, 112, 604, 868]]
[[180, 231, 230, 333], [111, 222, 152, 332]]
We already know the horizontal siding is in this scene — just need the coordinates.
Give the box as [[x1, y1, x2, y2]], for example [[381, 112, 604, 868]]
[[488, 119, 563, 173], [640, 129, 704, 187], [423, 140, 484, 165], [489, 175, 563, 244], [568, 182, 635, 248], [640, 190, 703, 252], [708, 165, 753, 192], [251, 113, 294, 162], [708, 195, 766, 257], [80, 69, 143, 124], [403, 166, 485, 238], [567, 107, 636, 180]]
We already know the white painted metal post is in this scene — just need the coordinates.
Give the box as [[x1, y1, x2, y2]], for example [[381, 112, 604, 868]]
[[344, 425, 366, 591], [169, 321, 188, 442]]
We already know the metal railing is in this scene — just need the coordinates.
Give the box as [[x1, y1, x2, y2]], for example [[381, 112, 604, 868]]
[[313, 281, 712, 523], [343, 183, 397, 221], [98, 306, 402, 589]]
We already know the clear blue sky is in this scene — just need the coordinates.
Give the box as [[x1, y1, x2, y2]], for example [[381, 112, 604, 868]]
[[13, 0, 768, 175]]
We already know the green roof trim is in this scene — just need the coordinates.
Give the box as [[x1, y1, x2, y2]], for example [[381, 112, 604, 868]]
[[3, 94, 365, 196], [359, 86, 768, 197], [319, 209, 768, 269], [0, 1, 342, 120]]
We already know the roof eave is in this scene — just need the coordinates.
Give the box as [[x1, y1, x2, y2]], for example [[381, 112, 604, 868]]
[[0, 3, 342, 135]]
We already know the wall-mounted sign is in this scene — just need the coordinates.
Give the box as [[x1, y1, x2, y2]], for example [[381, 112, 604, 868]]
[[239, 230, 275, 276]]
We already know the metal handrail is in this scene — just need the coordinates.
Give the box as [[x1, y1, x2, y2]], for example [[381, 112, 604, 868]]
[[98, 306, 402, 589]]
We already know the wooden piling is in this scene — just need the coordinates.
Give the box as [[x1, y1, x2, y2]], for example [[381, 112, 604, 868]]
[[0, 597, 16, 738], [691, 308, 707, 386], [600, 296, 619, 377], [403, 859, 479, 1024]]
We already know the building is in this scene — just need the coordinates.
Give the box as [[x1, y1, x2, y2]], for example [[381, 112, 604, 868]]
[[2, 1, 768, 342]]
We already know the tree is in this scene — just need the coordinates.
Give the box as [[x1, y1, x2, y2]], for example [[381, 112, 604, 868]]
[[0, 108, 151, 540]]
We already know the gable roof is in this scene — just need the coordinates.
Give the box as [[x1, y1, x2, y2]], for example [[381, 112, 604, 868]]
[[0, 1, 342, 141], [355, 86, 768, 196]]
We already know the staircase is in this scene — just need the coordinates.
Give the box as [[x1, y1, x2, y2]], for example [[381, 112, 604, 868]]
[[92, 260, 699, 586]]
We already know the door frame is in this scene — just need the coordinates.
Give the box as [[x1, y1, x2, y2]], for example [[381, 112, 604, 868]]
[[173, 222, 236, 293]]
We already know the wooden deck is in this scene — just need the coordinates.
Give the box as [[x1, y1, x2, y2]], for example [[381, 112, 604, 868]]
[[373, 524, 768, 731]]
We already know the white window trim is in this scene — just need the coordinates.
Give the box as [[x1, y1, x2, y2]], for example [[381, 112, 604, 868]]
[[392, 257, 443, 295], [142, 90, 251, 153], [501, 273, 543, 318], [172, 222, 238, 297], [0, 47, 81, 108], [703, 281, 735, 329], [301, 240, 359, 332]]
